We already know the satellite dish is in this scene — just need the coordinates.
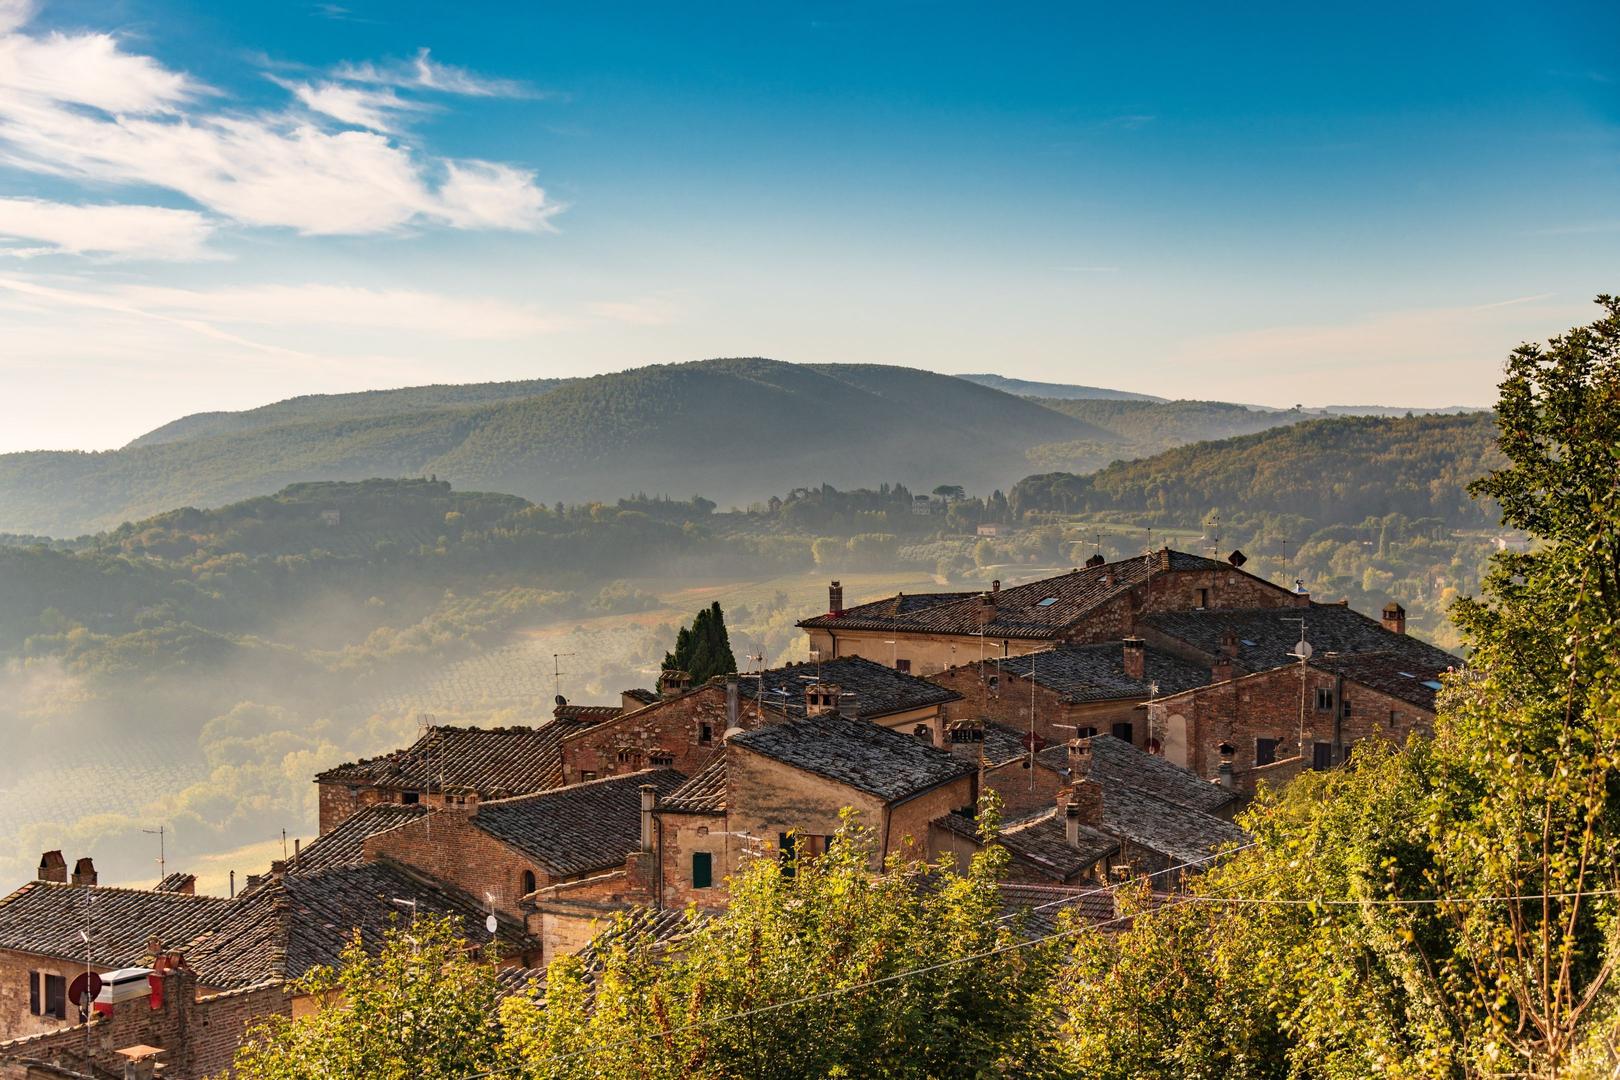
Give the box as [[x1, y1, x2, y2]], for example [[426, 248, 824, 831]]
[[485, 914, 498, 935], [68, 971, 102, 1008], [1291, 640, 1313, 660]]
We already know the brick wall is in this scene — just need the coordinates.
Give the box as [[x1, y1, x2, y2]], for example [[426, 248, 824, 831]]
[[932, 665, 1148, 749], [1154, 665, 1434, 796], [317, 782, 387, 834], [981, 759, 1067, 820], [0, 963, 290, 1080], [655, 811, 734, 911], [0, 951, 115, 1043], [561, 685, 736, 786], [362, 812, 547, 919]]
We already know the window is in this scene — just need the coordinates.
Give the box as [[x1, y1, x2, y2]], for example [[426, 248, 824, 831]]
[[949, 724, 984, 744], [582, 770, 597, 782], [29, 972, 39, 1016], [778, 832, 797, 877], [1312, 742, 1333, 770], [1077, 726, 1098, 739], [987, 675, 999, 692], [698, 723, 713, 745], [1036, 597, 1058, 607], [1196, 588, 1209, 609], [616, 749, 636, 764], [1343, 742, 1356, 765], [43, 974, 65, 1020], [691, 852, 713, 889], [650, 752, 675, 767], [1315, 688, 1334, 711], [1388, 710, 1400, 728], [1111, 722, 1133, 744], [895, 658, 911, 673], [521, 870, 537, 894], [400, 791, 419, 804], [1256, 738, 1279, 766], [1342, 696, 1353, 717]]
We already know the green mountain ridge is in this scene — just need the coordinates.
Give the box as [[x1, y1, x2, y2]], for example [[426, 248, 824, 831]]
[[0, 359, 1096, 536]]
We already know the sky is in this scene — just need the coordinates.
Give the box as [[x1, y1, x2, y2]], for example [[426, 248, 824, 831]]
[[0, 0, 1615, 452]]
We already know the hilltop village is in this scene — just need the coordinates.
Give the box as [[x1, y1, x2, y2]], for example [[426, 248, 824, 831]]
[[0, 548, 1456, 1078]]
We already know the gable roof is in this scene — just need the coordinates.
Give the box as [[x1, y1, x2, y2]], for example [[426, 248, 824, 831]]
[[293, 803, 429, 873], [185, 860, 535, 990], [1142, 605, 1458, 678], [798, 549, 1246, 640], [729, 714, 975, 802], [315, 719, 596, 796], [1094, 782, 1248, 866], [470, 770, 687, 877], [933, 808, 1118, 881], [990, 642, 1210, 703], [1035, 734, 1236, 816], [741, 655, 960, 719], [1307, 650, 1452, 711], [0, 882, 231, 968], [661, 756, 727, 814]]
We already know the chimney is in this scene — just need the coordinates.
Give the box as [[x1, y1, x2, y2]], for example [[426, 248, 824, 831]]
[[116, 1044, 164, 1080], [1158, 546, 1171, 571], [639, 785, 657, 853], [1064, 802, 1082, 848], [1218, 761, 1235, 790], [71, 857, 96, 888], [991, 579, 1001, 594], [1068, 780, 1104, 828], [1121, 638, 1145, 681], [838, 691, 859, 722], [1211, 655, 1234, 684], [1085, 553, 1106, 568], [977, 590, 996, 625], [1219, 629, 1240, 658], [804, 683, 841, 717], [1381, 601, 1406, 635], [37, 850, 66, 884], [269, 859, 287, 881], [293, 837, 301, 866], [828, 580, 844, 617], [1067, 737, 1093, 781], [725, 673, 740, 729], [1293, 580, 1310, 607]]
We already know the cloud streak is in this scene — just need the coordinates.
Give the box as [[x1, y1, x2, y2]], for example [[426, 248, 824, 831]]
[[0, 197, 217, 259], [0, 6, 555, 240]]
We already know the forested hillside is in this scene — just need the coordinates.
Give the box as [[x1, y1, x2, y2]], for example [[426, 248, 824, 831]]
[[955, 372, 1165, 401], [1011, 411, 1501, 525], [0, 360, 1090, 536]]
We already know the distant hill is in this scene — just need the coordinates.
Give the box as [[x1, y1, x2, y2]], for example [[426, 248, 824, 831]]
[[955, 373, 1165, 401], [0, 359, 1099, 536], [1010, 411, 1503, 527]]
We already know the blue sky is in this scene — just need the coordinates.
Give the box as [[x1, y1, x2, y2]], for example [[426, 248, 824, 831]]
[[0, 0, 1615, 451]]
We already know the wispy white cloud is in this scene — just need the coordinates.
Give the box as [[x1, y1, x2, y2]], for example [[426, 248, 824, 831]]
[[0, 197, 217, 259], [334, 48, 534, 98], [0, 5, 554, 239]]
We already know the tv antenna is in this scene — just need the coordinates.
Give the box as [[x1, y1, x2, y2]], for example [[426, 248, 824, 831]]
[[552, 653, 576, 700], [141, 825, 166, 884]]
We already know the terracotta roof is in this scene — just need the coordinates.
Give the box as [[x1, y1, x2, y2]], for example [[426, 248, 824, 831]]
[[661, 756, 727, 814], [989, 642, 1211, 703], [798, 549, 1241, 639], [1036, 735, 1236, 816], [934, 808, 1118, 881], [553, 704, 623, 723], [1142, 605, 1458, 680], [293, 804, 429, 872], [730, 714, 976, 802], [621, 688, 660, 706], [185, 861, 534, 990], [315, 720, 596, 795], [153, 873, 195, 894], [997, 883, 1118, 937], [495, 907, 704, 1000], [740, 655, 960, 719], [470, 770, 687, 877], [1307, 651, 1452, 711], [0, 882, 230, 967]]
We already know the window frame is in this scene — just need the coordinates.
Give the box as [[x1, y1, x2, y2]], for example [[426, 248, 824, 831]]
[[1256, 737, 1279, 767], [691, 851, 714, 889]]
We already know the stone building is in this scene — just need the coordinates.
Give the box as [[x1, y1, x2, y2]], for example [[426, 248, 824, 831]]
[[929, 638, 1210, 751], [314, 719, 602, 833], [798, 548, 1298, 674], [362, 769, 686, 921]]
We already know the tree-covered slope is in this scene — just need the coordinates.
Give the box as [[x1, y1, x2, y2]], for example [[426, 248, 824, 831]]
[[0, 359, 1095, 536], [956, 372, 1165, 401], [1011, 411, 1503, 527]]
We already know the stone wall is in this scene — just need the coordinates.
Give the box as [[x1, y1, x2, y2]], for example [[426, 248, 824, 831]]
[[363, 812, 547, 919], [560, 685, 736, 786]]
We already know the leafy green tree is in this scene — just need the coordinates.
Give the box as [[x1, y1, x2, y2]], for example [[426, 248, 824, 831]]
[[502, 802, 1057, 1079], [226, 916, 507, 1080], [661, 601, 737, 684]]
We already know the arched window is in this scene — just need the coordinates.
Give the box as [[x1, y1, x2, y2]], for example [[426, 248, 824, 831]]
[[521, 870, 537, 895]]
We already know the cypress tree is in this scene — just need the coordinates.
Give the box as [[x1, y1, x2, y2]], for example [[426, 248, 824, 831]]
[[661, 602, 737, 684]]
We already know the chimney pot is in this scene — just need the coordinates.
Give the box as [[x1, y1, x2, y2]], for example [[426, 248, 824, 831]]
[[37, 850, 66, 884], [1218, 761, 1235, 790], [639, 785, 657, 853], [991, 579, 1000, 593], [1068, 779, 1104, 828], [1085, 553, 1106, 568], [1067, 737, 1093, 780], [1064, 801, 1081, 848], [71, 857, 97, 888], [828, 580, 844, 617], [1381, 601, 1406, 635], [1121, 638, 1146, 680], [270, 859, 287, 877]]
